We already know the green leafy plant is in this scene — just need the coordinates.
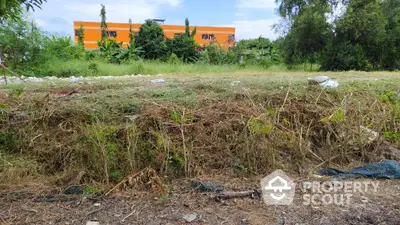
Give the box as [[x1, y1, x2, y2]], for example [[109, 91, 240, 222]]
[[88, 62, 99, 75], [83, 186, 101, 195], [249, 117, 274, 135], [320, 107, 345, 123]]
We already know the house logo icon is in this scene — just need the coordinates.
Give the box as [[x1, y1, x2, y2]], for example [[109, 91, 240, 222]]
[[260, 170, 295, 205]]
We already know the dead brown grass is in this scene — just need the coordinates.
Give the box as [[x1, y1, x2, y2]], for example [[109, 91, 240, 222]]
[[0, 78, 399, 188]]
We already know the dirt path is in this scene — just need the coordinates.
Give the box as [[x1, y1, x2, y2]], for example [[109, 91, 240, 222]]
[[1, 178, 399, 225]]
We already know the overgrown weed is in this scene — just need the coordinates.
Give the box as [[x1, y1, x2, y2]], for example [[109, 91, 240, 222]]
[[0, 78, 399, 187]]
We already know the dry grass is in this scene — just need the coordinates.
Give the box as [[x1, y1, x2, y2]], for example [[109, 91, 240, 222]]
[[0, 72, 399, 188]]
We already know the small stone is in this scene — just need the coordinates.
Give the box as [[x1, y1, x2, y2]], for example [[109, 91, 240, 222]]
[[94, 203, 101, 207], [86, 221, 100, 225], [308, 76, 329, 84], [231, 81, 241, 86], [182, 213, 199, 223], [150, 78, 165, 84]]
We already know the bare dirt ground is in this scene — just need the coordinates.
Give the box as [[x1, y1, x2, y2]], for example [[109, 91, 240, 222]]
[[1, 177, 400, 225]]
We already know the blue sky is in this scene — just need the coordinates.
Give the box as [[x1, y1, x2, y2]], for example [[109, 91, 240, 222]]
[[31, 0, 281, 40]]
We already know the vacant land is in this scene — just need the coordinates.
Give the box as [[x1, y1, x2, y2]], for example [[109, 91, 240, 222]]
[[1, 71, 400, 224]]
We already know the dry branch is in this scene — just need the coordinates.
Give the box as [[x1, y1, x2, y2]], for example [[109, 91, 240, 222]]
[[214, 188, 262, 200], [105, 168, 148, 196], [105, 167, 163, 196]]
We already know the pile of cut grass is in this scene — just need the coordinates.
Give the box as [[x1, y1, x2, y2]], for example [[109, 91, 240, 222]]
[[0, 75, 399, 187]]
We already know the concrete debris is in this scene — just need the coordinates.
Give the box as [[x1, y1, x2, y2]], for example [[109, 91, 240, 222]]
[[150, 78, 165, 84], [308, 76, 329, 84], [359, 126, 379, 144], [125, 115, 139, 122], [71, 76, 79, 83], [182, 213, 199, 223], [308, 76, 339, 88], [320, 80, 339, 88], [231, 81, 241, 86], [0, 74, 152, 85]]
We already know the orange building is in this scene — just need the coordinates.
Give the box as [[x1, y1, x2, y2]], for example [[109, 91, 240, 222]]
[[73, 20, 235, 49]]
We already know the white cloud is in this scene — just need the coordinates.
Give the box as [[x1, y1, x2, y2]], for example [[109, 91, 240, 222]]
[[34, 18, 48, 27], [237, 0, 277, 9], [232, 0, 280, 40], [232, 19, 279, 40], [151, 0, 182, 7], [32, 0, 183, 34]]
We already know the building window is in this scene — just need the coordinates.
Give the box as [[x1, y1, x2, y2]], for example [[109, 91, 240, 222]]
[[202, 34, 216, 40], [228, 34, 235, 41], [75, 30, 78, 36], [108, 31, 117, 38], [202, 34, 209, 40]]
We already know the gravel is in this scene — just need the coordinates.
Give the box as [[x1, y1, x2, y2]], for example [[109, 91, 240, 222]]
[[0, 74, 162, 85]]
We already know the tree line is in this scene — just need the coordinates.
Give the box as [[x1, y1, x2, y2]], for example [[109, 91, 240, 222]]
[[0, 0, 399, 75], [276, 0, 399, 71]]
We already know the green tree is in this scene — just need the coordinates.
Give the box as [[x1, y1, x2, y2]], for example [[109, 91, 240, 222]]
[[321, 0, 387, 70], [0, 0, 46, 22], [100, 4, 108, 44], [166, 18, 199, 63], [77, 24, 85, 49], [381, 0, 400, 70], [128, 18, 134, 45], [166, 35, 197, 63], [275, 0, 347, 19], [185, 17, 190, 37], [0, 18, 45, 72], [134, 19, 167, 60], [281, 2, 332, 67]]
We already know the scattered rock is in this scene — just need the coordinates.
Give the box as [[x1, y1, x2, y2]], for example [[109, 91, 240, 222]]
[[86, 221, 100, 225], [150, 79, 165, 84], [308, 76, 339, 88], [359, 126, 379, 144], [320, 80, 339, 88], [182, 213, 199, 223], [94, 203, 101, 207], [125, 115, 139, 122], [71, 76, 79, 83], [308, 76, 329, 84], [231, 81, 241, 86], [0, 74, 153, 85]]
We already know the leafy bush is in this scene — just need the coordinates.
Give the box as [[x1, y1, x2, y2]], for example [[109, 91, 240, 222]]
[[135, 20, 167, 60], [168, 53, 180, 65]]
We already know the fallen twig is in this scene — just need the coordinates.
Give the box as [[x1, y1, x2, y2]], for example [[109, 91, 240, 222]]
[[21, 206, 38, 213], [214, 188, 262, 200], [277, 80, 292, 123], [86, 207, 104, 216], [121, 210, 135, 222], [0, 63, 25, 82], [105, 167, 149, 196]]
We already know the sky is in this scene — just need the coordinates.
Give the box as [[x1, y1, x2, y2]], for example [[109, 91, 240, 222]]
[[31, 0, 281, 40]]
